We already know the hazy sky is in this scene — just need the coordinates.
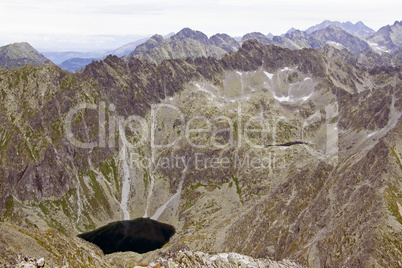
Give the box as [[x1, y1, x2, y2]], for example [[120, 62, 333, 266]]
[[0, 0, 400, 51]]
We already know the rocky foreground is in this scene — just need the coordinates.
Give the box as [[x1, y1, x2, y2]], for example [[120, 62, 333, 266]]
[[139, 250, 305, 268], [2, 222, 304, 268], [14, 251, 304, 268]]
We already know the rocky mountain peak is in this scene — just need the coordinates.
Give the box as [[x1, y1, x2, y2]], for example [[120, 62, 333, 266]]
[[129, 28, 240, 64], [241, 32, 274, 45], [239, 38, 264, 51], [325, 24, 342, 32], [0, 42, 49, 69], [309, 25, 372, 55], [210, 33, 233, 43], [209, 33, 240, 52], [394, 20, 402, 26], [4, 42, 30, 50], [144, 34, 164, 48], [284, 27, 298, 36], [284, 29, 306, 38], [368, 20, 402, 54], [171, 27, 209, 44], [346, 20, 375, 38]]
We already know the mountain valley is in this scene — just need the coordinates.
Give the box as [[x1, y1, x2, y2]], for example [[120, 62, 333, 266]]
[[0, 21, 401, 268]]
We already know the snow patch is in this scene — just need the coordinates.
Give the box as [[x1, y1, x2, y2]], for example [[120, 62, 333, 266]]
[[274, 92, 313, 102], [327, 41, 345, 49], [273, 94, 291, 102], [219, 253, 229, 259], [368, 42, 390, 53], [264, 71, 274, 79], [195, 83, 219, 102], [301, 93, 313, 101], [119, 123, 131, 220]]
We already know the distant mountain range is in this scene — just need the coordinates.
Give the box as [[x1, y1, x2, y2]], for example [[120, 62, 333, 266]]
[[43, 51, 106, 65], [41, 38, 152, 72], [130, 21, 400, 65], [280, 25, 373, 55], [305, 20, 375, 38], [1, 20, 402, 72], [106, 37, 151, 57], [59, 58, 98, 72], [128, 20, 402, 65], [41, 35, 173, 72]]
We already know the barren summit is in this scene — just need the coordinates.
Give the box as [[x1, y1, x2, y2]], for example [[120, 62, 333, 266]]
[[0, 42, 48, 69]]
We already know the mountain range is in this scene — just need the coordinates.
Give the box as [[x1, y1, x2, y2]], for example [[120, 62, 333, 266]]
[[0, 20, 401, 267], [305, 20, 375, 38], [2, 20, 401, 72], [126, 21, 401, 67], [129, 28, 240, 64], [41, 35, 172, 72]]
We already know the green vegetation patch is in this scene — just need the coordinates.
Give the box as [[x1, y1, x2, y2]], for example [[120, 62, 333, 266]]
[[232, 175, 242, 197], [384, 188, 402, 225]]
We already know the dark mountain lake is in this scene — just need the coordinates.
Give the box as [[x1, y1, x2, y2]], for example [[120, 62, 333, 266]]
[[78, 218, 175, 254]]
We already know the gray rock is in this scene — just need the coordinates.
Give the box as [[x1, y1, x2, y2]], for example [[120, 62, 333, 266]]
[[36, 257, 45, 267]]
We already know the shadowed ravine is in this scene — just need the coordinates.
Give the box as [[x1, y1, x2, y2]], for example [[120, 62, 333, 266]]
[[77, 218, 175, 254], [264, 141, 308, 147]]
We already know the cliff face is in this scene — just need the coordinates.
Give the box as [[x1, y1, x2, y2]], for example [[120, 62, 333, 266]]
[[0, 40, 401, 267], [367, 21, 402, 55]]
